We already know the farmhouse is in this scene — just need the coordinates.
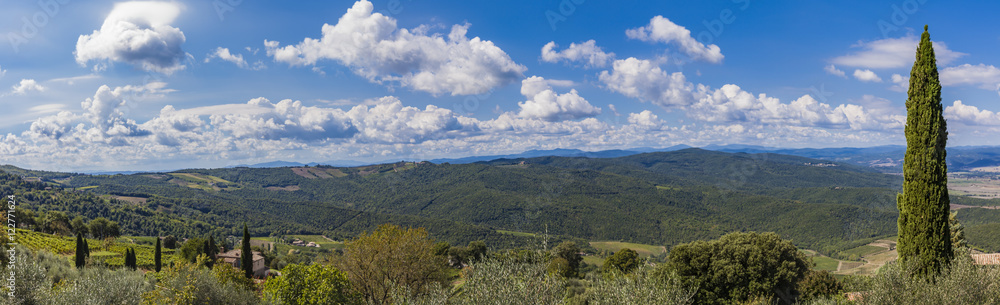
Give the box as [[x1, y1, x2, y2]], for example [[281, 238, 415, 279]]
[[217, 249, 268, 277]]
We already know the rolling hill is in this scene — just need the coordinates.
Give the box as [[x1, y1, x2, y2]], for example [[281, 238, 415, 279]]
[[6, 148, 1000, 256]]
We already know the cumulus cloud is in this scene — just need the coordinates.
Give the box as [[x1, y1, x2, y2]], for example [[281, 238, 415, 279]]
[[940, 64, 1000, 89], [853, 69, 882, 82], [205, 47, 250, 69], [599, 57, 699, 107], [625, 16, 723, 63], [889, 74, 909, 92], [945, 100, 1000, 126], [831, 35, 964, 69], [687, 84, 903, 131], [346, 97, 475, 143], [540, 40, 615, 68], [209, 97, 356, 142], [11, 79, 45, 95], [264, 0, 525, 96], [75, 1, 186, 74], [516, 76, 600, 122], [27, 111, 78, 140], [26, 83, 169, 143], [824, 64, 846, 78], [81, 84, 153, 137], [203, 96, 474, 144], [628, 110, 665, 129]]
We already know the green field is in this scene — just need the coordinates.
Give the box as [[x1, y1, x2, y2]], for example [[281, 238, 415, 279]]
[[497, 230, 537, 238], [590, 241, 666, 257], [168, 172, 238, 191], [839, 245, 886, 259], [582, 255, 604, 266], [811, 256, 840, 271], [286, 234, 344, 249], [801, 249, 841, 271]]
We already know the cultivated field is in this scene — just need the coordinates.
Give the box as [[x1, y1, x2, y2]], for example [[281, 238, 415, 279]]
[[589, 241, 667, 257], [948, 175, 1000, 199]]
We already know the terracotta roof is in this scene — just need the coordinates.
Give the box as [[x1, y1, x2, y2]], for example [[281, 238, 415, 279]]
[[972, 253, 1000, 265], [217, 249, 264, 261]]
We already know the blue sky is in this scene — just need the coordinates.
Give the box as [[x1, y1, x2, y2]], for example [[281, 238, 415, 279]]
[[2, 0, 1000, 171]]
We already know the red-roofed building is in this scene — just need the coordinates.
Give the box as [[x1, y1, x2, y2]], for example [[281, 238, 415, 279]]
[[217, 249, 267, 277]]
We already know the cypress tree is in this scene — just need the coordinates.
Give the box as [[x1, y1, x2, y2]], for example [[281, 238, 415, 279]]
[[208, 235, 218, 257], [241, 224, 253, 279], [125, 248, 134, 270], [75, 232, 85, 268], [897, 25, 952, 277], [83, 238, 90, 258], [155, 237, 162, 272]]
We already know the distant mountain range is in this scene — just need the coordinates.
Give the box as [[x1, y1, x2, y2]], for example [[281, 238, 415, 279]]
[[68, 144, 999, 174], [225, 144, 1000, 173]]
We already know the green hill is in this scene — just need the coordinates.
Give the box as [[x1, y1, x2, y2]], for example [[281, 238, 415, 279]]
[[11, 148, 998, 256]]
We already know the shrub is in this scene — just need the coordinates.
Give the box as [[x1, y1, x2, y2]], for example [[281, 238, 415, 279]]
[[45, 268, 149, 304], [144, 259, 265, 305], [665, 232, 810, 305], [797, 270, 843, 302], [262, 263, 355, 305], [0, 246, 52, 305], [458, 258, 565, 305], [335, 224, 448, 304], [849, 255, 1000, 305], [585, 266, 695, 305], [603, 248, 640, 275]]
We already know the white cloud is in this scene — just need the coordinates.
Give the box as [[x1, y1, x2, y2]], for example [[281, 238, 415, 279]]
[[11, 79, 45, 95], [940, 64, 1000, 89], [540, 40, 615, 68], [26, 83, 168, 142], [75, 1, 186, 74], [81, 84, 153, 137], [48, 74, 101, 85], [27, 111, 78, 140], [628, 110, 665, 129], [264, 0, 525, 96], [205, 47, 251, 69], [831, 35, 965, 69], [824, 64, 846, 78], [625, 16, 723, 63], [889, 74, 909, 92], [853, 69, 883, 82], [688, 84, 903, 131], [945, 100, 1000, 126], [599, 57, 699, 107], [28, 104, 68, 116], [209, 97, 355, 142], [516, 76, 601, 121], [0, 65, 6, 78], [346, 97, 475, 143]]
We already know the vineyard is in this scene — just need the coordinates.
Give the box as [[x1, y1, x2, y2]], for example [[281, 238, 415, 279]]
[[14, 229, 179, 268], [16, 229, 75, 254]]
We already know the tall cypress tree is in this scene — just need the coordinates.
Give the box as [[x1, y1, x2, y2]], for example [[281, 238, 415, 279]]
[[897, 25, 952, 277], [241, 224, 253, 279], [126, 248, 135, 270], [75, 232, 85, 268], [83, 239, 90, 258], [155, 237, 162, 272]]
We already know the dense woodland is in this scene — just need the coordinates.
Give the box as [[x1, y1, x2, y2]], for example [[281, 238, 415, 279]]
[[5, 149, 1000, 257], [5, 148, 1000, 304]]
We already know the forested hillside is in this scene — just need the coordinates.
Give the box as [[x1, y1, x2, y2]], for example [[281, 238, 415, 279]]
[[7, 148, 1000, 255]]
